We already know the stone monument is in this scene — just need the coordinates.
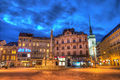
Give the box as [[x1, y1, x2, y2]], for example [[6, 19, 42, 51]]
[[35, 30, 63, 70]]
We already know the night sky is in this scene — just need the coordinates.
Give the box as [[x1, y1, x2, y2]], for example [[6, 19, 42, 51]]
[[0, 0, 120, 43]]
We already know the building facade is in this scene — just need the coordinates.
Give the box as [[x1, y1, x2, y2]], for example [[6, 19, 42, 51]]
[[18, 33, 50, 67], [1, 42, 18, 67], [54, 28, 89, 67], [99, 24, 120, 66]]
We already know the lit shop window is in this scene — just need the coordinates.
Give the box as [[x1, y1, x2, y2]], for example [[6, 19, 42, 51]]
[[19, 43, 21, 46], [23, 43, 25, 47], [2, 56, 5, 60], [12, 50, 16, 54]]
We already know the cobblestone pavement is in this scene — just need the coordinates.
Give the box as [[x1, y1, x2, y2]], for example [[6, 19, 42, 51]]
[[0, 68, 120, 80]]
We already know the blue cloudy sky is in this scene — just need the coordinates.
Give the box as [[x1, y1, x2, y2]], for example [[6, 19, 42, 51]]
[[0, 0, 120, 43]]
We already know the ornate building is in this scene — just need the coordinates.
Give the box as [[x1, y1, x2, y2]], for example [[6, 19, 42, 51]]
[[99, 24, 120, 66], [1, 42, 18, 67], [18, 33, 50, 67], [54, 28, 89, 67]]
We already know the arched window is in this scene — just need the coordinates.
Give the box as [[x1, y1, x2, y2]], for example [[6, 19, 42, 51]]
[[67, 46, 70, 49], [79, 45, 82, 48], [73, 39, 76, 43], [73, 45, 76, 49]]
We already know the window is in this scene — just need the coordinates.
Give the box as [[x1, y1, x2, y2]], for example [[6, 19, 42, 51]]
[[86, 45, 88, 48], [47, 44, 49, 47], [37, 43, 39, 46], [80, 50, 82, 55], [11, 56, 16, 60], [22, 54, 27, 57], [73, 45, 76, 49], [62, 47, 64, 50], [56, 41, 59, 44], [67, 46, 70, 49], [12, 50, 16, 54], [79, 39, 81, 42], [57, 47, 59, 50], [33, 42, 35, 46], [47, 49, 49, 53], [29, 43, 31, 46], [85, 38, 87, 42], [67, 52, 70, 56], [3, 50, 6, 54], [73, 51, 76, 55], [40, 49, 42, 52], [19, 43, 21, 47], [79, 45, 82, 48], [57, 52, 59, 56], [2, 55, 5, 60], [73, 39, 76, 43], [86, 51, 89, 55], [67, 40, 70, 43], [62, 40, 64, 44], [62, 52, 64, 56], [7, 56, 9, 60], [23, 43, 25, 46]]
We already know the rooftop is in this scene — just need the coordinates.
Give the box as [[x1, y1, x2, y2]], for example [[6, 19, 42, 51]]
[[4, 42, 18, 46], [101, 24, 120, 42]]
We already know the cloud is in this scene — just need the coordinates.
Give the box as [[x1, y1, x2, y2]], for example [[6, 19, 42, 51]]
[[0, 0, 120, 43]]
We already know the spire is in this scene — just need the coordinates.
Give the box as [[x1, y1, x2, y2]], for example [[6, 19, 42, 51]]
[[89, 16, 93, 35]]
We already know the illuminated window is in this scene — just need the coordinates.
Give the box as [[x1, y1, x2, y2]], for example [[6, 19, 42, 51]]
[[33, 42, 35, 46], [11, 56, 16, 60], [29, 43, 31, 46], [37, 43, 39, 46], [47, 44, 49, 47], [12, 50, 16, 54], [23, 43, 25, 46], [40, 49, 42, 52], [19, 43, 21, 47], [47, 49, 49, 53], [7, 56, 9, 60], [2, 55, 5, 60], [3, 50, 6, 54], [44, 49, 45, 52]]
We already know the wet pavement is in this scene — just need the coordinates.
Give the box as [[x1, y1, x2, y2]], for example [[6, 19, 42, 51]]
[[0, 68, 120, 80]]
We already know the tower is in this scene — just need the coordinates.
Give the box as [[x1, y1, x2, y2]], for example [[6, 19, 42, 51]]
[[88, 16, 97, 57]]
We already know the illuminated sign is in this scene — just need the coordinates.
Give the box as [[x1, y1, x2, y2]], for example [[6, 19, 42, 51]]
[[18, 48, 31, 52]]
